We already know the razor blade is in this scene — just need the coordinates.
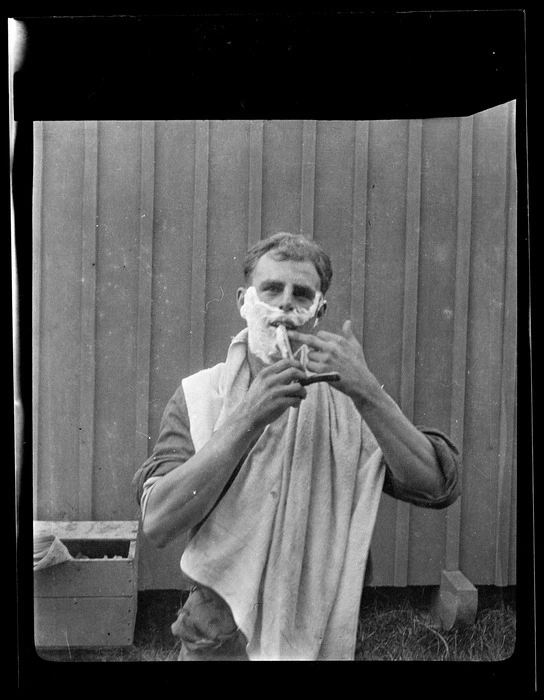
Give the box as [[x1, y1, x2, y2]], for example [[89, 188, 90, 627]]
[[300, 372, 341, 386], [276, 324, 341, 386]]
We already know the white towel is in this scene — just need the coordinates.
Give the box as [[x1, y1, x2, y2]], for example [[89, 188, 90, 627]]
[[181, 329, 385, 660]]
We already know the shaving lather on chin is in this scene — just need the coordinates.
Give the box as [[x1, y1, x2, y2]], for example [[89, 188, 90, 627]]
[[240, 286, 340, 386]]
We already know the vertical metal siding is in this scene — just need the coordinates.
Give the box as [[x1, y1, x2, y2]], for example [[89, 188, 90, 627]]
[[143, 121, 197, 587], [189, 121, 209, 375], [360, 119, 409, 585], [32, 121, 44, 519], [262, 121, 303, 237], [314, 120, 357, 319], [394, 119, 422, 586], [349, 121, 370, 342], [460, 103, 516, 585], [33, 104, 517, 589], [205, 120, 249, 369], [300, 120, 317, 239], [445, 115, 474, 574], [93, 121, 142, 521], [248, 120, 264, 247], [35, 122, 86, 521], [133, 122, 155, 471], [410, 115, 460, 583], [78, 121, 98, 520]]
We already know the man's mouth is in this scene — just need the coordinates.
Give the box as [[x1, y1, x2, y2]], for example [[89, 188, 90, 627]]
[[269, 319, 296, 331]]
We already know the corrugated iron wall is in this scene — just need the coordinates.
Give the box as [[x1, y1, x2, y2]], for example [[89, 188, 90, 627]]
[[32, 103, 517, 589]]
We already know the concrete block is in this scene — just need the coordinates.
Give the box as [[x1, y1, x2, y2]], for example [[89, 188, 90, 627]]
[[429, 569, 478, 631]]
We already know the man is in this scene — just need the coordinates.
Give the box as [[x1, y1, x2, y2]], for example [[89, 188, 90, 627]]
[[133, 232, 460, 661]]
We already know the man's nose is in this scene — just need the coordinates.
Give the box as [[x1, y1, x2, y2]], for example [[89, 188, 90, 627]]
[[278, 290, 295, 311]]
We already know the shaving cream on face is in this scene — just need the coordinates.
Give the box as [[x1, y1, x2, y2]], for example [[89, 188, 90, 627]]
[[240, 286, 323, 365]]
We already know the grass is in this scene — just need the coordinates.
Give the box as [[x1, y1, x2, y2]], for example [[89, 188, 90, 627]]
[[354, 585, 516, 661], [37, 585, 515, 663]]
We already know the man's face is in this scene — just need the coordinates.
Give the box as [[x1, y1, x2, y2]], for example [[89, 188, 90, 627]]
[[239, 252, 323, 329], [237, 253, 326, 363]]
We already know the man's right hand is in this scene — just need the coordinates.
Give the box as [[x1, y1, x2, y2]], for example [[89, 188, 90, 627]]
[[144, 359, 307, 547], [241, 358, 308, 429]]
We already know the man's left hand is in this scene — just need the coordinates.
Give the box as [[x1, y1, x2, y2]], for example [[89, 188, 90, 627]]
[[288, 320, 382, 404], [290, 320, 447, 499]]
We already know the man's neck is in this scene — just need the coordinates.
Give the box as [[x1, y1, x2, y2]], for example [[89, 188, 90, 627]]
[[246, 349, 266, 384]]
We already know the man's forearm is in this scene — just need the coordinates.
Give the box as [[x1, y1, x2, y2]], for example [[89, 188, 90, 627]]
[[143, 410, 262, 548], [351, 383, 445, 499], [144, 357, 308, 548]]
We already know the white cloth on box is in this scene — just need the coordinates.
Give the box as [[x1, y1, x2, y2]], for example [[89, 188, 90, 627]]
[[33, 535, 73, 570]]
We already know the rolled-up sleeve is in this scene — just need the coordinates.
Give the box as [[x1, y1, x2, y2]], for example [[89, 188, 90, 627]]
[[132, 383, 195, 506], [382, 426, 461, 509]]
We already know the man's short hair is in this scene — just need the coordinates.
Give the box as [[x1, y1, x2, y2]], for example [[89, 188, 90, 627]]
[[243, 232, 333, 295]]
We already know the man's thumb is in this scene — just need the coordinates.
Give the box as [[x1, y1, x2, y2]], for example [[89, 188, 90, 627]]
[[342, 320, 355, 340]]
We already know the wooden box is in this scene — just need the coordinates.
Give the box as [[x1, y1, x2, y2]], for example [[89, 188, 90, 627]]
[[34, 521, 139, 649]]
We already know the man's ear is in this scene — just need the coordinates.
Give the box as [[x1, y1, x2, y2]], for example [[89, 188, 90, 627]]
[[314, 298, 327, 327], [236, 287, 247, 312], [317, 299, 327, 320]]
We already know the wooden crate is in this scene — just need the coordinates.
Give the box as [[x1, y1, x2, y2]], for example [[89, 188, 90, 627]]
[[34, 521, 139, 649]]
